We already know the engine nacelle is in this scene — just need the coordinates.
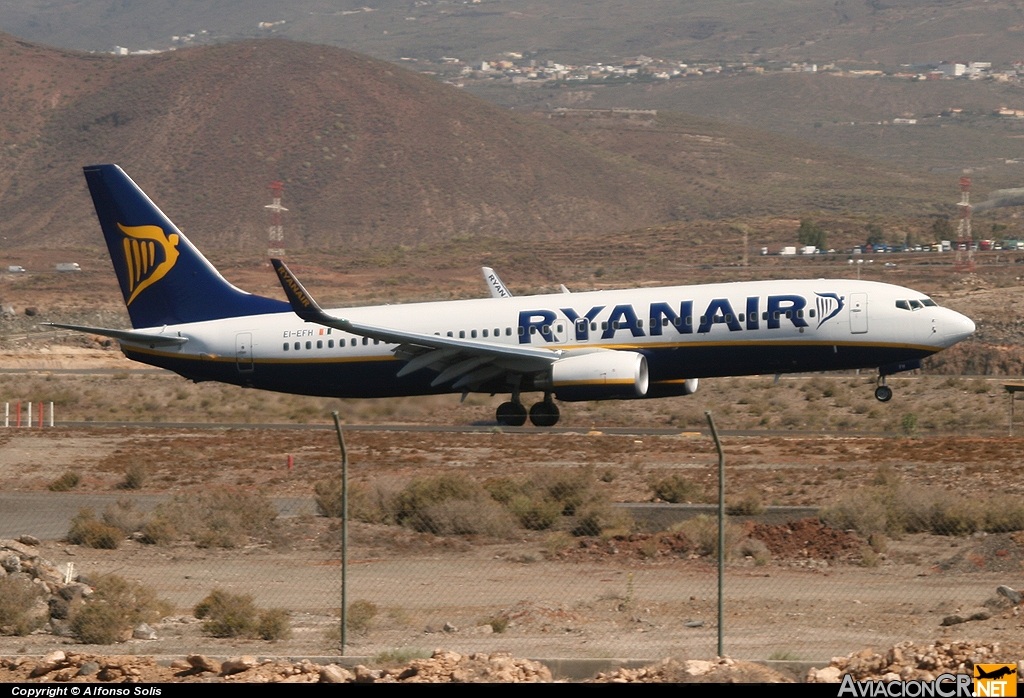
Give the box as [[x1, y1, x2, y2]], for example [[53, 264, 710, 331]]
[[539, 351, 649, 402], [647, 378, 699, 398]]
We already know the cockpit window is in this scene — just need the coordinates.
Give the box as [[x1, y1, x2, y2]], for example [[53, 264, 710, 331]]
[[908, 300, 923, 310], [921, 298, 937, 307], [895, 300, 910, 310]]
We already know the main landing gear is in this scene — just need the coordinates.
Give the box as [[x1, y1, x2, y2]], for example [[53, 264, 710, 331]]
[[495, 394, 561, 427], [874, 375, 892, 402]]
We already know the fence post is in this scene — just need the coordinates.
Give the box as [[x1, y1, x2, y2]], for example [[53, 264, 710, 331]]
[[4, 403, 7, 428], [49, 402, 54, 428], [331, 411, 349, 656], [706, 411, 725, 658], [27, 402, 32, 429]]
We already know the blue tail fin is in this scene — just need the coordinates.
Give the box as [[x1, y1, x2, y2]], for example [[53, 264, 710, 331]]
[[83, 164, 289, 328]]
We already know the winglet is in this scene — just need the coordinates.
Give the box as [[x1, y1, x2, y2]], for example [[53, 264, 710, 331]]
[[481, 266, 513, 298], [271, 259, 331, 323]]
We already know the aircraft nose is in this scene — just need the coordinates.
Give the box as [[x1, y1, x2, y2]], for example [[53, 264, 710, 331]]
[[944, 310, 976, 346]]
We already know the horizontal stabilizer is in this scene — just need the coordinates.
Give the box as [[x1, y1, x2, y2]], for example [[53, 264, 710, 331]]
[[43, 322, 188, 347]]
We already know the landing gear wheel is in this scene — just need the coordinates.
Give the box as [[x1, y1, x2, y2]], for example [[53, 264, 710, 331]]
[[529, 400, 561, 427], [874, 385, 893, 402], [496, 401, 528, 427]]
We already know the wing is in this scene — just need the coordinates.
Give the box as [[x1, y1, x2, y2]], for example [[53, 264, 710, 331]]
[[272, 260, 562, 391], [42, 322, 188, 347]]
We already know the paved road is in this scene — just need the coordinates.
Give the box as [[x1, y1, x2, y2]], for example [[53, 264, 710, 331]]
[[0, 491, 819, 540], [0, 492, 318, 540], [31, 421, 898, 438]]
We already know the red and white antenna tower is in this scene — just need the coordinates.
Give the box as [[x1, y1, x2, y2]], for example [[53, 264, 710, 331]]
[[265, 181, 287, 258], [954, 176, 974, 273]]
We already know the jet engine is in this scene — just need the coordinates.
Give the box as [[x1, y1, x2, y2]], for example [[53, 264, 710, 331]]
[[536, 351, 649, 401]]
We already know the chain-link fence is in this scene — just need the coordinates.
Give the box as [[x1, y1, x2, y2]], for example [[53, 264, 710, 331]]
[[1, 423, 1022, 664]]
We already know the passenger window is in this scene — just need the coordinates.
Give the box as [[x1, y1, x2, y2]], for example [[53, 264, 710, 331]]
[[459, 331, 465, 338], [612, 321, 620, 330], [762, 312, 768, 320], [749, 312, 756, 322], [362, 337, 368, 345], [518, 327, 525, 336], [328, 340, 334, 348], [773, 312, 780, 320], [785, 311, 792, 319], [725, 314, 733, 323], [283, 343, 289, 351], [557, 324, 563, 332], [305, 341, 312, 349], [577, 319, 587, 331], [685, 317, 692, 326], [808, 309, 815, 318], [699, 316, 707, 324], [506, 327, 511, 336], [351, 338, 356, 346], [664, 318, 670, 327], [482, 329, 488, 337], [591, 322, 597, 331], [447, 331, 454, 337], [530, 327, 537, 334], [636, 320, 643, 328], [471, 330, 477, 338], [294, 342, 300, 350], [542, 325, 550, 335], [796, 310, 803, 319], [496, 328, 501, 336], [601, 322, 608, 330], [374, 339, 380, 345], [317, 340, 323, 349]]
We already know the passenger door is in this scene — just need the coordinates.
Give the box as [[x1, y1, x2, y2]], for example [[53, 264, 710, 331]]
[[849, 293, 868, 334]]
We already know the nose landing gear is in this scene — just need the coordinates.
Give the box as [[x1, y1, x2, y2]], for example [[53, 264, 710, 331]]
[[874, 376, 892, 402]]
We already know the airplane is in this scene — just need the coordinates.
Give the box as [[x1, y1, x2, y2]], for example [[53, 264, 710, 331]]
[[47, 164, 976, 427]]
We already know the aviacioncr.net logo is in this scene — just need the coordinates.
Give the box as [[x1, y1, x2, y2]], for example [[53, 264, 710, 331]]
[[117, 223, 180, 306]]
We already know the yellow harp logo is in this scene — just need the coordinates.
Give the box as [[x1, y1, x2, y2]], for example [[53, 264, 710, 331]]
[[118, 223, 180, 306]]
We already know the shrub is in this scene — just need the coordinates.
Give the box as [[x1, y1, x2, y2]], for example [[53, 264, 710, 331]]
[[101, 499, 146, 535], [650, 474, 701, 503], [673, 515, 741, 557], [139, 517, 177, 545], [0, 577, 48, 636], [48, 471, 80, 492], [536, 469, 593, 516], [71, 574, 172, 644], [119, 464, 148, 490], [726, 489, 765, 516], [507, 495, 562, 531], [194, 589, 258, 638], [67, 509, 122, 549], [390, 475, 512, 536], [487, 616, 508, 633], [154, 488, 278, 548], [257, 609, 292, 641], [347, 599, 378, 635]]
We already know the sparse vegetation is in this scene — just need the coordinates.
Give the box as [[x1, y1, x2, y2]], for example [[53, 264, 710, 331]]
[[821, 466, 1024, 537], [650, 474, 701, 503], [153, 488, 279, 548], [0, 577, 48, 636], [47, 471, 80, 492], [193, 589, 290, 640], [347, 599, 378, 635], [67, 508, 122, 549], [119, 464, 148, 490], [70, 574, 173, 645]]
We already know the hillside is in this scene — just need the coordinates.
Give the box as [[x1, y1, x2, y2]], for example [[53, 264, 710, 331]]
[[0, 33, 957, 253], [3, 0, 1024, 68], [472, 71, 1024, 193], [0, 33, 689, 249]]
